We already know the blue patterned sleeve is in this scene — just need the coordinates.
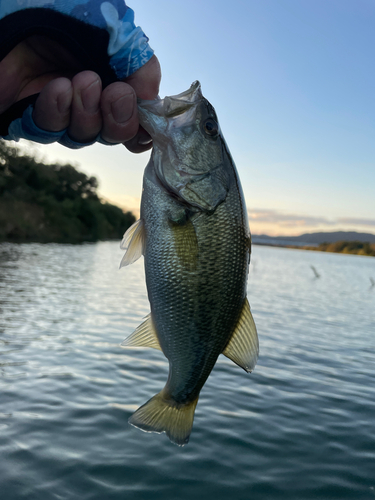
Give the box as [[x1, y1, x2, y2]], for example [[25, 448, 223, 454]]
[[0, 0, 154, 145], [0, 0, 154, 79]]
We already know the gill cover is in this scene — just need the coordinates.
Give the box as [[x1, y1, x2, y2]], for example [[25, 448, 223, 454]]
[[138, 81, 230, 212]]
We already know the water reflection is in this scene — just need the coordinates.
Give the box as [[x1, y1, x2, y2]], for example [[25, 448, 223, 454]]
[[0, 242, 374, 500]]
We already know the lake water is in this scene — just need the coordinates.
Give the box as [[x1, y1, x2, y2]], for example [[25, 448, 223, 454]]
[[0, 241, 374, 500]]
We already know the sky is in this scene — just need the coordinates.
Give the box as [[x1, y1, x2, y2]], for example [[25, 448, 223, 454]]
[[20, 0, 375, 236]]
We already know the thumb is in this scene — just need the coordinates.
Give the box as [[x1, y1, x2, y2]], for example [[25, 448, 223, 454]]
[[125, 55, 161, 100]]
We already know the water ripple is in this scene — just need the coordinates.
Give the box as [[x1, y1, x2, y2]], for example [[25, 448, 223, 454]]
[[0, 243, 374, 499]]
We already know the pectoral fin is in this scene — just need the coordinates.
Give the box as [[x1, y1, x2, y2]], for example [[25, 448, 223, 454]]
[[121, 313, 162, 351], [223, 298, 259, 373], [120, 219, 145, 268], [170, 218, 198, 269]]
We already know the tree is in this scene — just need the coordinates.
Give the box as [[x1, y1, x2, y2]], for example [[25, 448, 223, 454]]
[[0, 140, 135, 243]]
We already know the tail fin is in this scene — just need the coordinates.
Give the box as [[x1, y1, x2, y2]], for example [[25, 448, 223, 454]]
[[129, 390, 198, 446]]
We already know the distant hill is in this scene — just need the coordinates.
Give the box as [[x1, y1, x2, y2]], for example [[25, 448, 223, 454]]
[[252, 231, 375, 245]]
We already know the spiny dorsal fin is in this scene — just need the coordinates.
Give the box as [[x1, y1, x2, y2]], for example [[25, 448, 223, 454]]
[[222, 298, 259, 373], [121, 313, 162, 351], [120, 219, 145, 268]]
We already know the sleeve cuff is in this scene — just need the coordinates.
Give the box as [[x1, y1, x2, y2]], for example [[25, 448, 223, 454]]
[[2, 104, 117, 149]]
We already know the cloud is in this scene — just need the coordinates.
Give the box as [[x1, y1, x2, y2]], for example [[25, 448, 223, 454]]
[[247, 209, 335, 227], [337, 217, 375, 227], [247, 208, 375, 235]]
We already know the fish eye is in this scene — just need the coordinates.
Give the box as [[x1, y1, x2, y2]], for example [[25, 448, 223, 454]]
[[203, 118, 219, 137]]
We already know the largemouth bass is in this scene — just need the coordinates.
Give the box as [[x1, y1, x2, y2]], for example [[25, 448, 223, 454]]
[[120, 81, 258, 446]]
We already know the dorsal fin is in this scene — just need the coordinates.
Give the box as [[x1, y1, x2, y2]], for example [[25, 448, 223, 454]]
[[120, 219, 145, 268], [222, 298, 259, 373], [121, 313, 162, 351]]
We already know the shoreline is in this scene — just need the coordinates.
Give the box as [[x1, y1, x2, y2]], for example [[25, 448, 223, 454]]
[[253, 241, 375, 257]]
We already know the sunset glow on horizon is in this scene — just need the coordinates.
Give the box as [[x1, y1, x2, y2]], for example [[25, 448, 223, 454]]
[[20, 0, 375, 238]]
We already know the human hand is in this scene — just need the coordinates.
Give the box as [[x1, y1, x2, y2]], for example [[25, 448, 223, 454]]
[[0, 35, 161, 152]]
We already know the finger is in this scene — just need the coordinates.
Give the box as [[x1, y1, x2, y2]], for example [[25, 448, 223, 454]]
[[67, 71, 103, 143], [125, 55, 161, 99], [100, 82, 138, 144], [124, 126, 153, 154], [33, 77, 73, 131], [122, 55, 161, 152]]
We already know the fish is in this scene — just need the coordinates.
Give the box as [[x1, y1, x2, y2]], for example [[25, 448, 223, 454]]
[[120, 81, 258, 446]]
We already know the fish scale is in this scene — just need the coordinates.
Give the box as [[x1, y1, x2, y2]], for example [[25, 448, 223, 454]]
[[120, 82, 259, 445]]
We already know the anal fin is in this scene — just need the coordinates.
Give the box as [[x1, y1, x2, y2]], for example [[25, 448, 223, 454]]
[[121, 313, 162, 351], [222, 298, 259, 373]]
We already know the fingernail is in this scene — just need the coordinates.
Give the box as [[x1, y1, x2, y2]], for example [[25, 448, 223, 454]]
[[111, 94, 134, 124], [138, 136, 152, 145], [137, 132, 152, 145], [135, 126, 152, 145], [81, 79, 100, 113]]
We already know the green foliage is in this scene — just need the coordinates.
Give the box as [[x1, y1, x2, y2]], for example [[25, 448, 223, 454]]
[[317, 241, 375, 256], [0, 140, 136, 243], [302, 240, 375, 257]]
